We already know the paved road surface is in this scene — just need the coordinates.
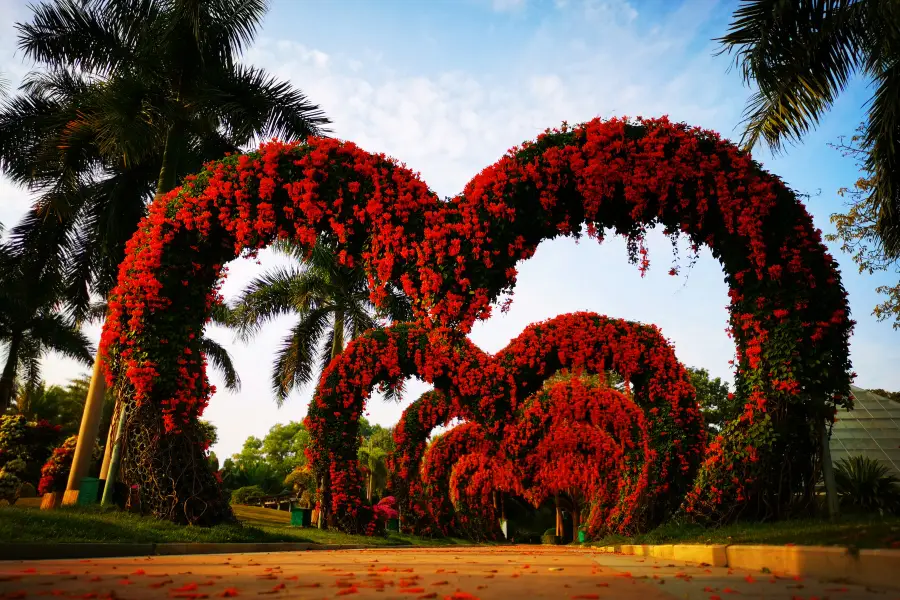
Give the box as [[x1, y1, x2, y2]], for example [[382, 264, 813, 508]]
[[1, 545, 896, 599]]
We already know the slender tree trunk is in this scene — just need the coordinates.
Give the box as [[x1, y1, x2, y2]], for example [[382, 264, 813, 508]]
[[0, 333, 22, 413], [821, 419, 840, 519], [367, 472, 373, 502], [63, 351, 107, 505]]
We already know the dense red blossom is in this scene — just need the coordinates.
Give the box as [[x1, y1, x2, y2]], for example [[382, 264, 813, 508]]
[[100, 116, 853, 526]]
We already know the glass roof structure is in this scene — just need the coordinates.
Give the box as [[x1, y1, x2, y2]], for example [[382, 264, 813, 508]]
[[830, 386, 900, 478]]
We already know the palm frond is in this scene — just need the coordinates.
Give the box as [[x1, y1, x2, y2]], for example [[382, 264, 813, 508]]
[[230, 265, 313, 341], [270, 307, 331, 406], [27, 312, 95, 365], [16, 0, 136, 76], [203, 64, 331, 145], [862, 43, 900, 257], [718, 0, 866, 152], [199, 335, 241, 392]]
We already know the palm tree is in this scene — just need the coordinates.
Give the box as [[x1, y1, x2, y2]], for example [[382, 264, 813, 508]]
[[0, 0, 330, 496], [230, 241, 413, 405], [357, 444, 388, 502], [0, 253, 94, 413], [2, 0, 331, 312], [718, 0, 900, 255]]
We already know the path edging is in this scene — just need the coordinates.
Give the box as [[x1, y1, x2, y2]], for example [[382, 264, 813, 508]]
[[592, 543, 900, 590], [0, 542, 376, 561]]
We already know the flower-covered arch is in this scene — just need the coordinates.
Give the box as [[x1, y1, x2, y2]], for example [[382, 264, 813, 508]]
[[383, 315, 698, 537], [100, 116, 852, 525], [306, 312, 704, 532]]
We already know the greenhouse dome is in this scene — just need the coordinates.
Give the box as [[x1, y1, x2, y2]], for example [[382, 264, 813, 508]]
[[830, 386, 900, 478]]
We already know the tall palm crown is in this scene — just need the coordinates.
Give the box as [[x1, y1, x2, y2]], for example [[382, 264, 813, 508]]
[[718, 0, 900, 255], [0, 249, 94, 413], [0, 0, 331, 312], [230, 242, 414, 405]]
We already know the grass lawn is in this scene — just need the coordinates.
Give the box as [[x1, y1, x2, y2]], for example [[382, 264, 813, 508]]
[[0, 503, 477, 547], [591, 514, 900, 550]]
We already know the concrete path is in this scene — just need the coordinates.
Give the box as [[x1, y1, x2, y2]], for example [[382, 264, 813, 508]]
[[1, 545, 896, 599]]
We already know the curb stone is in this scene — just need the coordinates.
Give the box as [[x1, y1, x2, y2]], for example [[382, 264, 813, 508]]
[[592, 543, 900, 590], [0, 542, 376, 561]]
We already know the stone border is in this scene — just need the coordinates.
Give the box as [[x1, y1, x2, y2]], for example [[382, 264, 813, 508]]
[[593, 543, 900, 590], [0, 542, 375, 561]]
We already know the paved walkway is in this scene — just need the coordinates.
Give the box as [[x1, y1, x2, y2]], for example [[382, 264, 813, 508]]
[[1, 545, 897, 599]]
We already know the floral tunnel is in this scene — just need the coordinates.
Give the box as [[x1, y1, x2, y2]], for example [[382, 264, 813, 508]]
[[379, 313, 699, 540], [100, 116, 853, 526]]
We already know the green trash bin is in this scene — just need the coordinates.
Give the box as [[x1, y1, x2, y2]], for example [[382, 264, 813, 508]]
[[77, 477, 101, 506], [290, 506, 312, 527], [386, 518, 399, 532], [577, 527, 586, 543]]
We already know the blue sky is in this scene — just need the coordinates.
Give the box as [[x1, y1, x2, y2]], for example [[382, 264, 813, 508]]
[[1, 0, 897, 459]]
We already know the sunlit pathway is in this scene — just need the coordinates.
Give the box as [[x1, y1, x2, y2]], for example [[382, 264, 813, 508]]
[[0, 545, 896, 599]]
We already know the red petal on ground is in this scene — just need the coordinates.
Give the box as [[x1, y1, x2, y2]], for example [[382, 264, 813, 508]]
[[722, 587, 739, 594], [131, 569, 146, 576], [117, 579, 134, 585], [88, 576, 102, 582], [444, 593, 480, 600], [710, 596, 722, 600], [744, 575, 755, 583], [148, 579, 174, 589], [400, 588, 425, 594], [336, 587, 359, 596], [418, 594, 438, 599], [218, 589, 239, 598], [173, 583, 199, 592], [20, 569, 37, 574]]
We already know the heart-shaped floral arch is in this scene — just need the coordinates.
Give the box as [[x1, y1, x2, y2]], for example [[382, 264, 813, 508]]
[[100, 116, 853, 526]]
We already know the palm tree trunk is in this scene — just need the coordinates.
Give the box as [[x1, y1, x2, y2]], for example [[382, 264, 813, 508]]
[[63, 350, 107, 505], [0, 333, 22, 413], [331, 310, 345, 359]]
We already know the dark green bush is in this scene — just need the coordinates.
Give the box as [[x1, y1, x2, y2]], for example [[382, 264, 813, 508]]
[[834, 455, 900, 514], [18, 482, 37, 498], [230, 485, 266, 505]]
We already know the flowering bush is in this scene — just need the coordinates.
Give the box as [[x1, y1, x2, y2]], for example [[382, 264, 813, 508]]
[[100, 116, 852, 526], [0, 415, 64, 488], [38, 436, 100, 495]]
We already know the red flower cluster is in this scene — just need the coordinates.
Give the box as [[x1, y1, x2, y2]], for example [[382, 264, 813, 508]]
[[101, 116, 853, 525]]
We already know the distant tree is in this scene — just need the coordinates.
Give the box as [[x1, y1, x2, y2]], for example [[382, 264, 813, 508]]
[[230, 241, 412, 404], [868, 388, 900, 403], [687, 367, 737, 434]]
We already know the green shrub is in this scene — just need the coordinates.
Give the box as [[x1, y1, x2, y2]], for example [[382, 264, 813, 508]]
[[18, 482, 37, 498], [834, 455, 900, 514], [543, 527, 556, 536], [231, 485, 266, 505]]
